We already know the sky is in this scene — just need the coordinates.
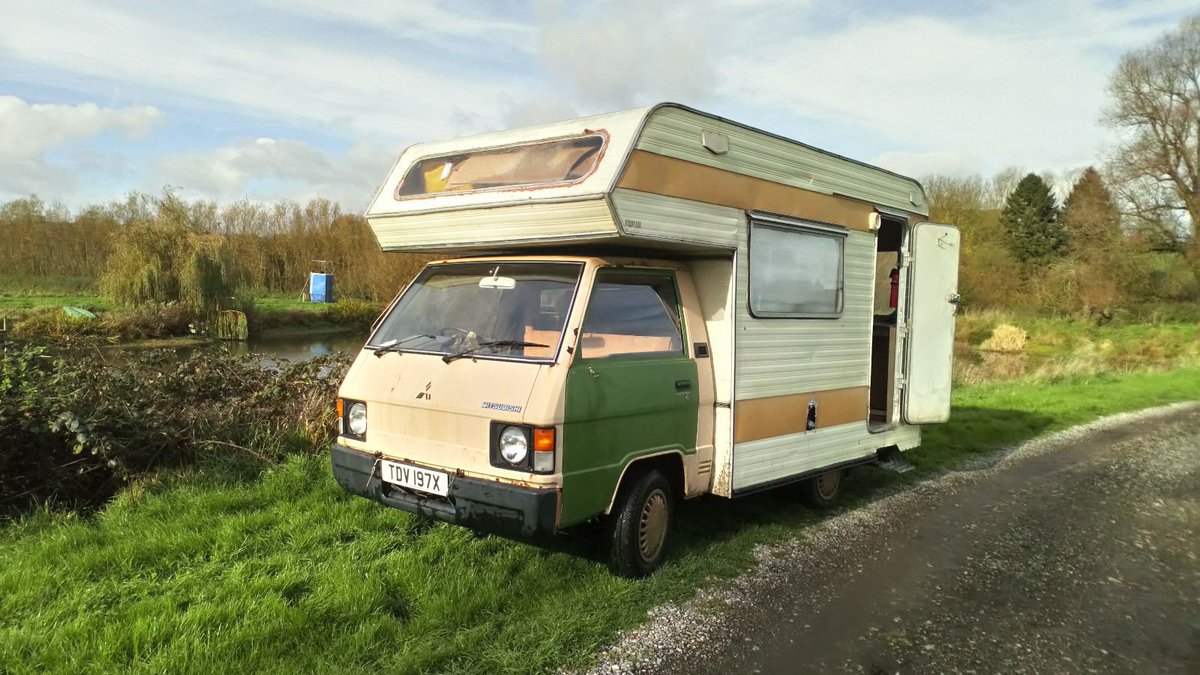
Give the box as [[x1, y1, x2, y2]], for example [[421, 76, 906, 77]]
[[0, 0, 1195, 212]]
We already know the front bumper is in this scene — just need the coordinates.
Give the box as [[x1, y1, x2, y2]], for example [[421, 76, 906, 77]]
[[331, 443, 559, 538]]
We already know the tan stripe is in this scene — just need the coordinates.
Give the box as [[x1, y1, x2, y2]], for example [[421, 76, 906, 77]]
[[617, 150, 875, 232], [734, 387, 869, 444]]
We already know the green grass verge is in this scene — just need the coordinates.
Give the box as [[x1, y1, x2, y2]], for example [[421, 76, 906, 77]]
[[2, 367, 1198, 674]]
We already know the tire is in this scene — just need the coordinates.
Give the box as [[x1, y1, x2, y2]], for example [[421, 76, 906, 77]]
[[606, 469, 674, 577], [800, 468, 845, 509]]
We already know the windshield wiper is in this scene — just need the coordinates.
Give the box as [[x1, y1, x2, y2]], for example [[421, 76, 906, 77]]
[[442, 339, 549, 364], [373, 334, 436, 357]]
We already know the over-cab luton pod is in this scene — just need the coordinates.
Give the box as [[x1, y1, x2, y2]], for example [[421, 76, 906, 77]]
[[332, 103, 961, 576]]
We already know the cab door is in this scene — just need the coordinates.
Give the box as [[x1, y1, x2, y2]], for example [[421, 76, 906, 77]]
[[560, 269, 699, 526], [903, 222, 961, 424]]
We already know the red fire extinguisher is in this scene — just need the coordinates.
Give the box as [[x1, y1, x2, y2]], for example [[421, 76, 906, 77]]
[[889, 266, 900, 310]]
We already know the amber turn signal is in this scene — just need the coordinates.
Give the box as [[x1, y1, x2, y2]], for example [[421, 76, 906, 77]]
[[532, 427, 555, 452]]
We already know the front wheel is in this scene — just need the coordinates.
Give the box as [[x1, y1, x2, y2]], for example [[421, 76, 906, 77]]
[[606, 469, 674, 577]]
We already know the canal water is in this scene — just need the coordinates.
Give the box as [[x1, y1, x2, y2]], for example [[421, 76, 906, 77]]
[[79, 329, 371, 366], [237, 330, 368, 362]]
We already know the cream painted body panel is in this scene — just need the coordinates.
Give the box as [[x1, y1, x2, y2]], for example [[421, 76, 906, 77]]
[[339, 348, 560, 486], [686, 256, 737, 497]]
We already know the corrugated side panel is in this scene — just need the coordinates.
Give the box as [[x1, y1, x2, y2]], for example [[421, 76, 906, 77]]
[[734, 230, 875, 399], [610, 188, 741, 249], [369, 199, 618, 251], [730, 225, 926, 490], [732, 422, 896, 490], [732, 421, 921, 491], [638, 107, 927, 217]]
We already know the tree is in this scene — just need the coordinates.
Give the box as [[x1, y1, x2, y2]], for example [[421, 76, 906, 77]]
[[1104, 13, 1200, 249], [999, 173, 1066, 263], [1061, 167, 1123, 251]]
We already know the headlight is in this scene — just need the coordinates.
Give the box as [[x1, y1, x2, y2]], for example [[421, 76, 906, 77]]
[[348, 402, 367, 436], [498, 426, 528, 465]]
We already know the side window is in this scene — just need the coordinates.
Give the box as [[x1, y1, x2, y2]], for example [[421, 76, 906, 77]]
[[580, 272, 684, 358], [749, 221, 846, 318]]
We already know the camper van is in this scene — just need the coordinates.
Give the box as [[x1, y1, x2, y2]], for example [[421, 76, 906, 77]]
[[332, 103, 960, 576]]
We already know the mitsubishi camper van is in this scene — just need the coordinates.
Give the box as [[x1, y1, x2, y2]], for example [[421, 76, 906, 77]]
[[332, 104, 960, 576]]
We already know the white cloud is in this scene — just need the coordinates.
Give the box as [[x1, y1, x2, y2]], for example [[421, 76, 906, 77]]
[[0, 1, 535, 142], [535, 0, 721, 109], [0, 96, 164, 198], [2, 0, 1197, 209], [152, 137, 397, 211], [259, 0, 536, 52], [871, 149, 987, 180], [720, 1, 1198, 177]]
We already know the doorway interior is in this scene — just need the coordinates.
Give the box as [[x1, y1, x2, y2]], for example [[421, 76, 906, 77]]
[[869, 217, 904, 431]]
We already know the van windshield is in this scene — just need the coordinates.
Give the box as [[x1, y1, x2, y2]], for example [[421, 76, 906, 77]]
[[369, 262, 582, 362]]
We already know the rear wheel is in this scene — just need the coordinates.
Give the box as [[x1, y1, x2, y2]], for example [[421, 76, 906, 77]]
[[606, 469, 674, 577], [800, 468, 844, 509]]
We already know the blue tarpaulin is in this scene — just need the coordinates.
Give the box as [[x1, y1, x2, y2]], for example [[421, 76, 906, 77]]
[[309, 273, 334, 303]]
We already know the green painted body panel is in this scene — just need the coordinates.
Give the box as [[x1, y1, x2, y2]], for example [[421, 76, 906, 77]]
[[560, 356, 699, 526]]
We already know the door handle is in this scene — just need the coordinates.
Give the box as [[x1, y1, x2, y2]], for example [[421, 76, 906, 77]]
[[675, 379, 692, 392]]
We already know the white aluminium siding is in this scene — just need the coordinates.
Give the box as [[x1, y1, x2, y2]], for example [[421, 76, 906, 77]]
[[370, 199, 618, 251], [733, 422, 873, 489], [733, 229, 875, 399], [637, 106, 929, 218], [609, 189, 740, 249]]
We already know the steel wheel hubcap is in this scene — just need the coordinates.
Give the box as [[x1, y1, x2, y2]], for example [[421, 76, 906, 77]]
[[638, 489, 669, 562], [816, 470, 841, 500]]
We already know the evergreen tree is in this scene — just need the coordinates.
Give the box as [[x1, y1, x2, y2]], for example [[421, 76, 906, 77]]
[[1061, 167, 1122, 253], [999, 173, 1066, 263]]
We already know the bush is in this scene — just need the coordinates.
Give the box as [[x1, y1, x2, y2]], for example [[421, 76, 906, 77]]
[[981, 324, 1029, 352], [0, 343, 349, 516], [10, 304, 195, 342], [322, 299, 384, 328]]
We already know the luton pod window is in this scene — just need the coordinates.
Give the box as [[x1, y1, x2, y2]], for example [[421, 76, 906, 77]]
[[395, 133, 607, 199], [748, 218, 847, 318]]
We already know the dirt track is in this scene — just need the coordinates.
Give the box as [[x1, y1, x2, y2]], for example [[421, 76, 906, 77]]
[[588, 403, 1200, 674]]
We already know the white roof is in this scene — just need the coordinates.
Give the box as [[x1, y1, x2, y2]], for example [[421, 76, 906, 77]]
[[366, 106, 653, 219]]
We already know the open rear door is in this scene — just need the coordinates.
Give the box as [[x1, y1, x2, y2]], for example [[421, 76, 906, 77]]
[[903, 222, 960, 424]]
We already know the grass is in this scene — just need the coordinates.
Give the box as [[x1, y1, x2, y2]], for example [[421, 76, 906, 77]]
[[2, 366, 1198, 674], [0, 289, 381, 340], [954, 310, 1200, 385]]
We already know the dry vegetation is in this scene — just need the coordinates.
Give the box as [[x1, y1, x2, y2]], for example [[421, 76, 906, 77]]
[[0, 192, 430, 304], [925, 173, 1200, 318]]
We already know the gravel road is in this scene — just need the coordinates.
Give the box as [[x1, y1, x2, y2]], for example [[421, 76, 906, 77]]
[[586, 402, 1200, 674]]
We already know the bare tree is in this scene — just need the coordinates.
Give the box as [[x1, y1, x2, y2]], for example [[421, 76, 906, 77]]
[[1104, 13, 1200, 249], [987, 167, 1024, 209]]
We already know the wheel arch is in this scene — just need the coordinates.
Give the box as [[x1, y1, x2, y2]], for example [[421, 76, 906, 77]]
[[604, 451, 686, 515]]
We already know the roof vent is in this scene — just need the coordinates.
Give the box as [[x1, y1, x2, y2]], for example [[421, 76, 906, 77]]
[[702, 130, 729, 155]]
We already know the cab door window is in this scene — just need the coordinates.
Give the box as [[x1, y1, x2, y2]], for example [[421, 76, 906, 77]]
[[580, 272, 683, 358]]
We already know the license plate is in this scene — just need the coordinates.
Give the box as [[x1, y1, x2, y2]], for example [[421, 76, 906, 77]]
[[380, 459, 450, 497]]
